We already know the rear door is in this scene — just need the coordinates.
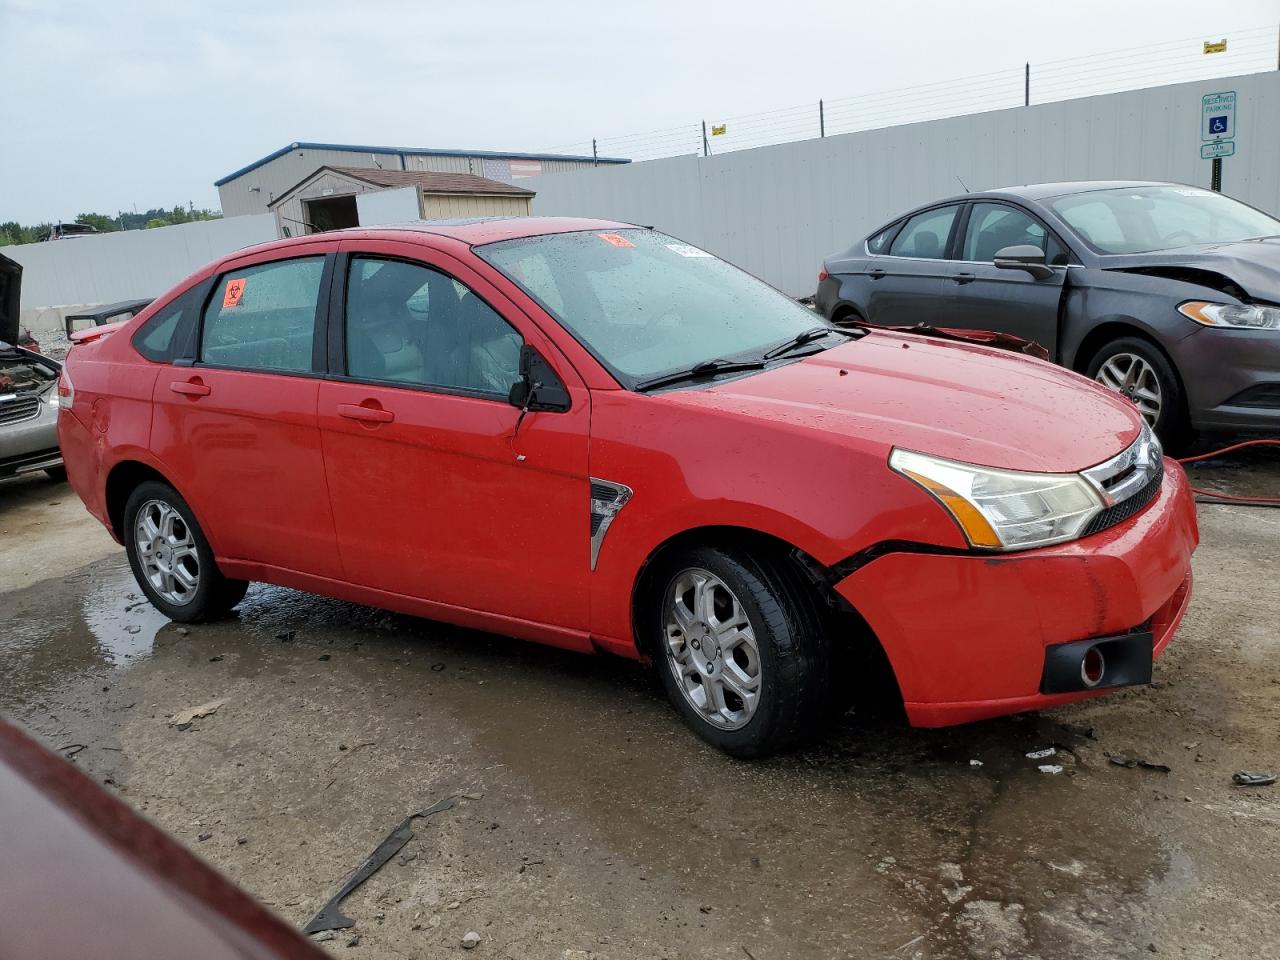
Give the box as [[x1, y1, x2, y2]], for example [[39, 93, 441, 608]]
[[862, 204, 963, 326], [150, 248, 342, 578], [943, 201, 1069, 355], [316, 240, 591, 631]]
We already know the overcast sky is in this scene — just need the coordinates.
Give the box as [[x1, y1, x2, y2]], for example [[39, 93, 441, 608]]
[[1, 0, 1276, 224]]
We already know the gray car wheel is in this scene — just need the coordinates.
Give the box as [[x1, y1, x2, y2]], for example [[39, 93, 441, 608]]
[[1087, 337, 1186, 445]]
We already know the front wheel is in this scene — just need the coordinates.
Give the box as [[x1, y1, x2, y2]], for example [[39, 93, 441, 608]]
[[123, 480, 249, 623], [649, 546, 833, 758], [1087, 337, 1187, 445]]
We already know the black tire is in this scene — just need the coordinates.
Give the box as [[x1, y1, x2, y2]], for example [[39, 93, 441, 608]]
[[44, 465, 67, 482], [1085, 336, 1188, 447], [122, 480, 249, 623], [647, 545, 833, 758]]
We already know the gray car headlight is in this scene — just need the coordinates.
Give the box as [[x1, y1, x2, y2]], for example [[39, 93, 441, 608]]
[[1178, 300, 1280, 329], [889, 449, 1105, 551]]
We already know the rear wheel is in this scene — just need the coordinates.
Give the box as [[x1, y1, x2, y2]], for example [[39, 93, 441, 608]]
[[649, 546, 833, 758], [123, 480, 249, 623], [1087, 337, 1187, 445]]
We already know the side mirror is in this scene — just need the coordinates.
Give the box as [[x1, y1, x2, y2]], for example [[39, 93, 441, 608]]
[[993, 244, 1054, 280], [507, 345, 570, 412]]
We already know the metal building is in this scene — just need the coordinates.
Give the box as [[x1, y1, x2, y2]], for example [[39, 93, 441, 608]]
[[269, 166, 534, 236], [216, 141, 626, 217]]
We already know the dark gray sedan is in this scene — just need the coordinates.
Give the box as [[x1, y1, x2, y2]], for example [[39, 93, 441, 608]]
[[815, 181, 1280, 442]]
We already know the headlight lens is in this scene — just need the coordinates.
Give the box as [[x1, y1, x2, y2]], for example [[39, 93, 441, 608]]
[[890, 449, 1105, 551], [1178, 300, 1280, 329]]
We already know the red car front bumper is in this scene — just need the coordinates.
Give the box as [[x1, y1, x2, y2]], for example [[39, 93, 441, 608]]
[[835, 459, 1199, 727]]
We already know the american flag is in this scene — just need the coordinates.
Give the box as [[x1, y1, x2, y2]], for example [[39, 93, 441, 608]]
[[482, 159, 512, 181], [509, 160, 542, 178]]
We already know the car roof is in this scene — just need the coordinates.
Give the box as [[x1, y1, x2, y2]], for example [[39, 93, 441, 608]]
[[920, 180, 1177, 208], [224, 216, 638, 265]]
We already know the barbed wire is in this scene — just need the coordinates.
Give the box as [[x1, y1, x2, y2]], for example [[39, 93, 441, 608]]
[[536, 23, 1277, 162]]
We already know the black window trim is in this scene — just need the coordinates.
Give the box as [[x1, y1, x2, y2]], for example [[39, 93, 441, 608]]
[[188, 252, 336, 379], [879, 202, 966, 262], [953, 199, 1079, 267], [328, 250, 541, 407]]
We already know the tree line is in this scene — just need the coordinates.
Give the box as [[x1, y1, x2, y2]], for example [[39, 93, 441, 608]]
[[1, 206, 222, 246]]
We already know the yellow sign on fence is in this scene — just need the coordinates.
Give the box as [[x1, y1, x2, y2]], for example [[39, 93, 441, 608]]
[[711, 124, 727, 136], [1203, 39, 1227, 54]]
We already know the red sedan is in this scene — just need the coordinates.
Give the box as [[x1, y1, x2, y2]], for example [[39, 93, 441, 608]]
[[58, 218, 1198, 756]]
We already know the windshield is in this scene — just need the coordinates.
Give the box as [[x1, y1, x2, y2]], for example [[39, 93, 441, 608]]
[[475, 229, 828, 386], [1049, 186, 1280, 254]]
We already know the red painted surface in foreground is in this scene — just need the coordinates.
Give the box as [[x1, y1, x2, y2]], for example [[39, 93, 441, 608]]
[[58, 219, 1198, 724], [0, 719, 326, 960]]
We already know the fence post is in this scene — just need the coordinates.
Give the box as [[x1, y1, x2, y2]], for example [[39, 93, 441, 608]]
[[1025, 62, 1030, 106], [592, 138, 598, 167], [702, 120, 710, 157], [820, 99, 825, 137]]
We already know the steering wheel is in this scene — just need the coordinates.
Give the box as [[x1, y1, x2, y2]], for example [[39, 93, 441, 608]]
[[1162, 229, 1197, 247]]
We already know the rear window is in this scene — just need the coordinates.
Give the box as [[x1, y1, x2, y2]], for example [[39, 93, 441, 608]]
[[200, 257, 324, 373], [866, 223, 898, 254]]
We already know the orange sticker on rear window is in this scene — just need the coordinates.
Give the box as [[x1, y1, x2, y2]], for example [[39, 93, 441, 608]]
[[596, 233, 634, 248], [222, 278, 246, 308]]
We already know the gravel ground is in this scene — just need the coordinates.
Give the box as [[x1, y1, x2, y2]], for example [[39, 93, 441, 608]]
[[1, 449, 1277, 960]]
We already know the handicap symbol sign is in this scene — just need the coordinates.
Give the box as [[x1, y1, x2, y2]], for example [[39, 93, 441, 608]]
[[1209, 115, 1229, 135]]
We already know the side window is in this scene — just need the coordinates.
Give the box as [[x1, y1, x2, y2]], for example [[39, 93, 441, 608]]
[[133, 287, 198, 362], [963, 203, 1068, 264], [888, 206, 959, 259], [344, 256, 523, 398], [866, 223, 898, 254], [201, 257, 324, 372]]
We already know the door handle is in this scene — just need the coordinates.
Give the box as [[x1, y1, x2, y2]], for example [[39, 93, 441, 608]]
[[868, 268, 886, 280], [953, 272, 976, 285], [169, 379, 210, 397], [338, 402, 394, 424]]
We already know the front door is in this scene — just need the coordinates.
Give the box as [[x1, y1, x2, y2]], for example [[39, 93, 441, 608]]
[[942, 201, 1068, 356], [316, 242, 591, 631], [149, 251, 342, 578]]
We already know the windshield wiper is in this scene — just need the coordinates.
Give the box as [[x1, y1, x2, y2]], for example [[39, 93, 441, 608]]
[[761, 326, 855, 361], [635, 358, 767, 392]]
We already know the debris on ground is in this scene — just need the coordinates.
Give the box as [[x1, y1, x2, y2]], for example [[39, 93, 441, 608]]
[[462, 931, 481, 949], [311, 931, 336, 942], [1026, 748, 1055, 760], [197, 832, 212, 842], [301, 796, 458, 934], [1108, 754, 1171, 773], [346, 935, 361, 947], [169, 698, 227, 730], [1232, 771, 1277, 787], [969, 759, 984, 767], [276, 630, 296, 642], [1039, 764, 1064, 775]]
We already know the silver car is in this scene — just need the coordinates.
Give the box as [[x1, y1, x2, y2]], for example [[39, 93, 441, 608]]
[[0, 251, 63, 481]]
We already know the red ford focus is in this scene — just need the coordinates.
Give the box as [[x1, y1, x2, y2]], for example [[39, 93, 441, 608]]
[[58, 218, 1198, 756]]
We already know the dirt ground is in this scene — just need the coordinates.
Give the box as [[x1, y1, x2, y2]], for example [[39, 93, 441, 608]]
[[2, 449, 1278, 960]]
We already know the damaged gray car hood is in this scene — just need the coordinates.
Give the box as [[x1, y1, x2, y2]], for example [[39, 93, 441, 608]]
[[0, 251, 19, 347], [1102, 237, 1280, 302]]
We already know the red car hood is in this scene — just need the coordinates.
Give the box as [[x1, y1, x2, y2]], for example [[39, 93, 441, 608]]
[[665, 331, 1142, 473]]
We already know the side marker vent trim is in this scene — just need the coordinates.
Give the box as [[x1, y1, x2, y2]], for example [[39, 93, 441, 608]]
[[589, 478, 633, 570]]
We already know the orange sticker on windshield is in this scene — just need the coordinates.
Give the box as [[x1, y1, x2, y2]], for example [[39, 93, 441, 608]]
[[596, 233, 634, 248], [222, 277, 246, 308]]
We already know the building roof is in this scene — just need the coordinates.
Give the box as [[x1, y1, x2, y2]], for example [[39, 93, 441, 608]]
[[330, 166, 535, 196], [215, 141, 628, 187], [266, 166, 535, 209]]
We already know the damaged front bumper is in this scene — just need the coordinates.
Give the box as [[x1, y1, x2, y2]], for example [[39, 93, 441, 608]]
[[834, 459, 1199, 727]]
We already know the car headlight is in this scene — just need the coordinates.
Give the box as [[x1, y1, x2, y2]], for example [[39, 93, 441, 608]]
[[889, 449, 1105, 551], [1178, 300, 1280, 329]]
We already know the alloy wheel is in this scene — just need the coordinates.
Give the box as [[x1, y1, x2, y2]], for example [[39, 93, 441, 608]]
[[1095, 352, 1162, 426], [134, 498, 201, 605], [663, 568, 762, 731]]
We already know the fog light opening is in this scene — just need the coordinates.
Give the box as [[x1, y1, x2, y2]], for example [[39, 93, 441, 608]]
[[1081, 646, 1106, 689]]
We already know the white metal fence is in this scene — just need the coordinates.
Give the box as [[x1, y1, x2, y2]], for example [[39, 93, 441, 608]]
[[6, 215, 276, 339], [527, 70, 1280, 296]]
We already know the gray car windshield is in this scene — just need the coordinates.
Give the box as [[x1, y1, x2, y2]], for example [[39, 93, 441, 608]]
[[475, 229, 831, 387], [1049, 186, 1280, 254]]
